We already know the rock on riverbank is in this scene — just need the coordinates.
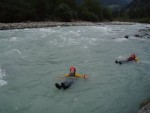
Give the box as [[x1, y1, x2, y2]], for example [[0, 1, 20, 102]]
[[138, 103, 150, 113], [0, 22, 95, 30], [0, 21, 135, 30]]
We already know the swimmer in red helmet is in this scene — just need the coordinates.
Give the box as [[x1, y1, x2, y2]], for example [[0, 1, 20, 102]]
[[127, 54, 138, 61], [115, 53, 139, 65], [55, 66, 88, 90]]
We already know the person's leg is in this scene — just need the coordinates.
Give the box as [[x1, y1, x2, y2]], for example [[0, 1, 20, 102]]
[[115, 60, 118, 63], [61, 82, 67, 89], [55, 83, 62, 89], [119, 60, 129, 64], [61, 79, 74, 90]]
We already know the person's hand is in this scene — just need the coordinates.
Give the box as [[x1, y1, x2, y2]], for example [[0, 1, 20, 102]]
[[83, 75, 88, 79], [135, 57, 140, 63]]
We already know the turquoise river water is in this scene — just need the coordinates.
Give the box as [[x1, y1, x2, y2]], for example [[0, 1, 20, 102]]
[[0, 23, 150, 113]]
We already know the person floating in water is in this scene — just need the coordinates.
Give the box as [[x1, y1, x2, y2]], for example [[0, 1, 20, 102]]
[[127, 54, 138, 62], [115, 54, 139, 65], [55, 66, 88, 90]]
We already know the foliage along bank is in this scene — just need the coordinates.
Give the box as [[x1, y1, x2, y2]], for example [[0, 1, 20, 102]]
[[0, 0, 112, 23]]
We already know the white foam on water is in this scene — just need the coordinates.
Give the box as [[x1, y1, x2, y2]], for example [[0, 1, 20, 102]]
[[129, 36, 137, 39], [86, 26, 113, 36], [130, 36, 147, 41], [67, 38, 79, 45], [111, 27, 125, 32], [105, 32, 116, 35], [10, 37, 19, 41], [0, 66, 7, 87], [41, 34, 46, 38], [60, 35, 68, 42], [24, 28, 29, 30], [77, 28, 86, 33], [39, 28, 51, 32], [98, 26, 112, 32], [64, 30, 81, 37], [90, 38, 97, 41], [77, 30, 81, 33], [39, 28, 56, 35], [12, 49, 22, 56], [118, 56, 126, 60], [73, 97, 78, 102], [100, 26, 117, 36], [59, 35, 105, 46], [2, 49, 24, 60], [114, 38, 128, 42], [82, 45, 88, 49], [58, 34, 85, 46], [49, 28, 111, 47]]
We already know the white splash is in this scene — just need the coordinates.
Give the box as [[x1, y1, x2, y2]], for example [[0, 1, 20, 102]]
[[115, 38, 128, 42], [10, 37, 18, 41], [130, 36, 147, 41], [118, 56, 126, 60], [39, 28, 56, 33], [82, 46, 88, 49], [100, 26, 112, 32], [12, 49, 22, 56], [73, 96, 78, 102], [0, 66, 7, 86], [65, 30, 80, 37]]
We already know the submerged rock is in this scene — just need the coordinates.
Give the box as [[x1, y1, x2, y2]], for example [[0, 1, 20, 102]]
[[136, 28, 150, 38], [123, 28, 150, 39], [124, 35, 129, 39], [134, 34, 142, 38], [124, 28, 150, 39]]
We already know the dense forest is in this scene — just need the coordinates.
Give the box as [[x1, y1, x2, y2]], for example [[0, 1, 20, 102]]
[[116, 0, 150, 23], [126, 0, 150, 23], [0, 0, 112, 23], [76, 0, 131, 6], [0, 0, 149, 23]]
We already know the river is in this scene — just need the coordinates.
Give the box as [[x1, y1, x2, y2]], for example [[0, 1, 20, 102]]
[[0, 23, 150, 113]]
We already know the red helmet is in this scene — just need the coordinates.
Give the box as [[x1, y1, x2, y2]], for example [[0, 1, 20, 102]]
[[131, 54, 136, 58], [70, 66, 76, 72]]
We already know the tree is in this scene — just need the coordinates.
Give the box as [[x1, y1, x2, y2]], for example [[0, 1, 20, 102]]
[[78, 0, 103, 21], [34, 0, 49, 20], [55, 3, 73, 22], [103, 7, 112, 20]]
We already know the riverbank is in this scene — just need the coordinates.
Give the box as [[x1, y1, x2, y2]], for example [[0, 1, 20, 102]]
[[0, 21, 135, 30], [139, 103, 150, 113], [138, 99, 150, 113]]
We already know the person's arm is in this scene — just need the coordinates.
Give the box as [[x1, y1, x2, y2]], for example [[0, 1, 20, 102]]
[[135, 57, 140, 62], [75, 73, 88, 78], [64, 74, 69, 77], [57, 74, 69, 79]]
